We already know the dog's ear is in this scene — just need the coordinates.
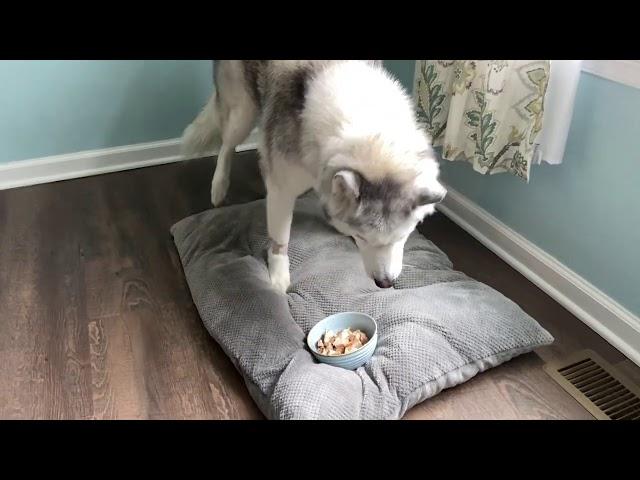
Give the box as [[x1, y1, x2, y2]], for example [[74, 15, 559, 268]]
[[332, 170, 360, 201]]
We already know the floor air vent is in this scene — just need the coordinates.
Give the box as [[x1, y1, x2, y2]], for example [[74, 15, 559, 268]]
[[544, 350, 640, 420]]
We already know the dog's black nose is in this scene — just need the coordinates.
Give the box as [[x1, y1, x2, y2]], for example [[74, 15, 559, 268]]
[[374, 278, 393, 289]]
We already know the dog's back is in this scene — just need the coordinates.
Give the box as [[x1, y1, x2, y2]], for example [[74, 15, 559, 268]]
[[216, 60, 387, 162], [223, 60, 382, 107]]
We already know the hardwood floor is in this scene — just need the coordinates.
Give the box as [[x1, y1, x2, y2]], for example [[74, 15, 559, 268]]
[[0, 152, 637, 419]]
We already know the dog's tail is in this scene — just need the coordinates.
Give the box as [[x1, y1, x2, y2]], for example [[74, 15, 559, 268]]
[[181, 91, 223, 158]]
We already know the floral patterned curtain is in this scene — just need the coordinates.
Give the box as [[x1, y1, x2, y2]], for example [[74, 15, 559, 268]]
[[414, 60, 550, 181]]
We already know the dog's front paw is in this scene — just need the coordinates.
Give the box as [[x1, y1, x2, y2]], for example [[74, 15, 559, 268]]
[[268, 251, 290, 294]]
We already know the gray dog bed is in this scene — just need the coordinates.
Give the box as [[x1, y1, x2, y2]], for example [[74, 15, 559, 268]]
[[171, 192, 553, 419]]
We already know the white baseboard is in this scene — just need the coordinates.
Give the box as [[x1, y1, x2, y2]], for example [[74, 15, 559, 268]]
[[0, 130, 260, 191], [437, 186, 640, 367]]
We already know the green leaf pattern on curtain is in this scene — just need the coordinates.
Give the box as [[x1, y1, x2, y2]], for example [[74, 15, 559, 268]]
[[414, 60, 550, 181]]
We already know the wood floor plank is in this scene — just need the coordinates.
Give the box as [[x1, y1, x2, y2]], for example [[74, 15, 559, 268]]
[[403, 365, 522, 420], [404, 354, 594, 420], [0, 182, 95, 419], [88, 315, 149, 420], [490, 353, 594, 420]]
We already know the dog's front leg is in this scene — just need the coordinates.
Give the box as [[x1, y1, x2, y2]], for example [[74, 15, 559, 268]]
[[266, 188, 296, 294]]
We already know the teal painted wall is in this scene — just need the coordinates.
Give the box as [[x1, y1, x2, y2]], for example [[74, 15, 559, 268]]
[[0, 60, 212, 164], [384, 60, 416, 91], [439, 73, 640, 317]]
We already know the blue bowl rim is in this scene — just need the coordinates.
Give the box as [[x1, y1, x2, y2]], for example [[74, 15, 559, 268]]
[[307, 311, 378, 359]]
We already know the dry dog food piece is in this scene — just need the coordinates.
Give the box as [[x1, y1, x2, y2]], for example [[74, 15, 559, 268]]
[[316, 328, 369, 356]]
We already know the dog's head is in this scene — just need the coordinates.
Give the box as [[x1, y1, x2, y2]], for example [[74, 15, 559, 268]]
[[319, 139, 446, 288]]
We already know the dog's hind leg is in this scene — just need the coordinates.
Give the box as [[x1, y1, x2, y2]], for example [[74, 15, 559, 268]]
[[211, 99, 257, 207]]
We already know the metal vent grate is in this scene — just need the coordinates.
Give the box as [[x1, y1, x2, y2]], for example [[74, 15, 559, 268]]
[[544, 350, 640, 420]]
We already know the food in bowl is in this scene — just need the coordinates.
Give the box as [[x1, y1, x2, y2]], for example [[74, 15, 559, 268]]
[[316, 328, 369, 356]]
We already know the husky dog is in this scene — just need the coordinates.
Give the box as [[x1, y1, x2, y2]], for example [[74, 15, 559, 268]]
[[182, 60, 446, 293]]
